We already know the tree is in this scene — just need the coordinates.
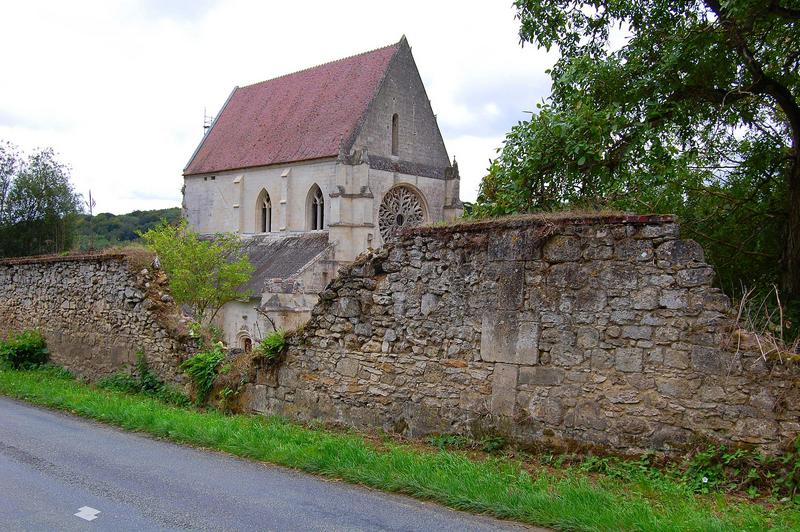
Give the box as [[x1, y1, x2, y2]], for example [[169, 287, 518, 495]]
[[139, 220, 254, 325], [0, 141, 19, 223], [476, 1, 800, 298], [0, 145, 82, 257], [73, 207, 181, 250]]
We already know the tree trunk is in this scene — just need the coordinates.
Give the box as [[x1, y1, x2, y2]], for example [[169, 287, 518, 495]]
[[782, 160, 800, 300]]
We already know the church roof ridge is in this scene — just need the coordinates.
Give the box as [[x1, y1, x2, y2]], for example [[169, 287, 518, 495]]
[[184, 37, 406, 176], [239, 39, 402, 90]]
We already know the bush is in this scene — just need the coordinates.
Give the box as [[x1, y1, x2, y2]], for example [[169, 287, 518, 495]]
[[180, 345, 225, 405], [254, 329, 287, 363], [0, 330, 49, 369], [97, 351, 189, 407], [139, 220, 254, 325]]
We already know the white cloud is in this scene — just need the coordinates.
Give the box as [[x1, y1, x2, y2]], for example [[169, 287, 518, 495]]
[[0, 0, 555, 214]]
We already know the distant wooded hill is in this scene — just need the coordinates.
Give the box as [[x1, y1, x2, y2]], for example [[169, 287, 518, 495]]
[[75, 207, 181, 250]]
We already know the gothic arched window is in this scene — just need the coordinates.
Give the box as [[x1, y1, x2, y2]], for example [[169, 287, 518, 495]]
[[256, 189, 272, 233], [391, 113, 399, 156], [308, 185, 324, 230]]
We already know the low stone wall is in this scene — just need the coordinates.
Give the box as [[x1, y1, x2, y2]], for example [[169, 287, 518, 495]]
[[245, 215, 799, 453], [0, 254, 188, 382]]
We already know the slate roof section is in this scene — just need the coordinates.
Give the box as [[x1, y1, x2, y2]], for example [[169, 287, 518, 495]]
[[240, 232, 332, 294], [184, 40, 402, 176]]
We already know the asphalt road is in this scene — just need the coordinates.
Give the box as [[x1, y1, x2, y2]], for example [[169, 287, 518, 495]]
[[0, 397, 533, 531]]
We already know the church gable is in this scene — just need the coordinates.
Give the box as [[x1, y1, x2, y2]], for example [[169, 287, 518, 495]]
[[184, 42, 400, 176], [347, 37, 451, 178]]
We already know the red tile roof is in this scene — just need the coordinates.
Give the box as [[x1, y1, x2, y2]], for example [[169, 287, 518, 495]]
[[184, 41, 401, 176]]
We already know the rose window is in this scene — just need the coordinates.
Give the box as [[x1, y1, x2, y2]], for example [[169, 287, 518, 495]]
[[378, 186, 424, 240]]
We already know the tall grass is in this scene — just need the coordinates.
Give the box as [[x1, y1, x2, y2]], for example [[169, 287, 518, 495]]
[[0, 367, 797, 531]]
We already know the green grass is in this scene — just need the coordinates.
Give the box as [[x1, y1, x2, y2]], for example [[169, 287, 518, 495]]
[[1, 367, 798, 531]]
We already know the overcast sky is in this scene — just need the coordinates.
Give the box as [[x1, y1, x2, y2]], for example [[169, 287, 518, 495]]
[[0, 0, 555, 215]]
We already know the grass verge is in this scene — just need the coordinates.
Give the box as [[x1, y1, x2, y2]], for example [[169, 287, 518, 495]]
[[1, 367, 798, 531]]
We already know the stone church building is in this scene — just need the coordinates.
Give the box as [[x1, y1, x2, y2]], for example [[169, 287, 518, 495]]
[[182, 37, 462, 347]]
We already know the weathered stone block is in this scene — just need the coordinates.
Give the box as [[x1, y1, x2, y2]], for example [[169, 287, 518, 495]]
[[496, 263, 525, 310], [244, 384, 268, 413], [490, 364, 518, 417], [480, 311, 539, 364], [527, 396, 564, 425], [676, 267, 715, 287], [420, 293, 439, 315], [574, 287, 608, 311], [638, 223, 679, 239], [548, 262, 588, 288], [516, 322, 541, 364], [615, 239, 654, 261], [335, 358, 360, 377], [519, 366, 565, 386], [583, 244, 613, 260], [655, 377, 695, 399], [631, 286, 659, 310], [354, 323, 372, 336], [551, 344, 584, 366], [655, 239, 705, 265], [660, 289, 688, 309], [608, 389, 641, 404], [335, 297, 361, 317], [573, 400, 608, 430], [488, 228, 543, 261], [599, 262, 637, 289], [576, 327, 599, 349], [690, 346, 728, 375], [615, 347, 643, 372], [543, 235, 582, 262], [621, 325, 653, 340], [663, 348, 689, 369], [480, 311, 517, 362]]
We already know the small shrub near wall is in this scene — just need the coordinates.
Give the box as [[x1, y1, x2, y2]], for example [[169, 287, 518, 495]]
[[0, 330, 49, 369], [180, 345, 226, 405], [97, 351, 190, 407], [253, 329, 287, 365]]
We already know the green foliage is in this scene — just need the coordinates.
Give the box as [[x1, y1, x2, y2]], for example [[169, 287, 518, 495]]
[[564, 442, 800, 503], [476, 1, 800, 301], [427, 433, 507, 454], [254, 329, 287, 362], [208, 325, 224, 344], [1, 368, 798, 530], [428, 434, 472, 450], [34, 364, 75, 380], [97, 351, 190, 407], [0, 142, 82, 257], [0, 330, 49, 369], [74, 207, 181, 250], [480, 435, 507, 454], [180, 345, 225, 405], [682, 443, 800, 500], [139, 220, 254, 325]]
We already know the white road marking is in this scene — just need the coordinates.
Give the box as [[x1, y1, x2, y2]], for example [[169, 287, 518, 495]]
[[74, 506, 101, 521]]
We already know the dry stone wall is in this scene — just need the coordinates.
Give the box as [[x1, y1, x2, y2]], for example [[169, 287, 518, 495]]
[[0, 254, 187, 382], [246, 215, 799, 453]]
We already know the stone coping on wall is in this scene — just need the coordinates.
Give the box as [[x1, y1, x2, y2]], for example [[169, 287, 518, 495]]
[[0, 252, 127, 266], [406, 213, 676, 237]]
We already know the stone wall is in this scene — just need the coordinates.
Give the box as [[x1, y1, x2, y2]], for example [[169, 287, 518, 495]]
[[244, 215, 799, 453], [0, 254, 188, 382]]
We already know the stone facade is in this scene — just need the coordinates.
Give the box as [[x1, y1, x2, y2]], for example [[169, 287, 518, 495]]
[[0, 254, 188, 382], [243, 215, 799, 454]]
